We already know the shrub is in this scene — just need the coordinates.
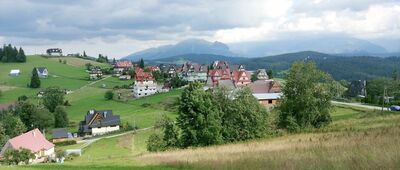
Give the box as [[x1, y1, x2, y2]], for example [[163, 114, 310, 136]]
[[55, 140, 77, 146], [146, 133, 166, 152], [105, 90, 114, 100]]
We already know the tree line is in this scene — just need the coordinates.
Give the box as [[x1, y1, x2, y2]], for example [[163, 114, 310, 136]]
[[147, 61, 336, 151], [0, 44, 26, 63]]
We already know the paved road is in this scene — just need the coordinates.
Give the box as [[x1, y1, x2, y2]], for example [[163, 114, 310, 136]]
[[332, 101, 389, 110]]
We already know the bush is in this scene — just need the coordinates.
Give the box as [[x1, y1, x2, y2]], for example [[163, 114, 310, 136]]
[[141, 103, 151, 107], [17, 95, 28, 101], [64, 100, 71, 106], [55, 140, 77, 146], [146, 133, 166, 152], [104, 90, 114, 100]]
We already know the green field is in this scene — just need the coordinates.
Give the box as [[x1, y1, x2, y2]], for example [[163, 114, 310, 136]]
[[0, 56, 181, 133]]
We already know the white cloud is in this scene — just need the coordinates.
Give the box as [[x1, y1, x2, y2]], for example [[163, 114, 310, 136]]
[[0, 0, 399, 57]]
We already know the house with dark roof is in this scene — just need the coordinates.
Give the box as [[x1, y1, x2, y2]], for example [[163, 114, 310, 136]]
[[89, 67, 103, 80], [35, 67, 49, 78], [52, 128, 73, 143], [248, 80, 282, 108], [179, 62, 208, 82], [79, 110, 121, 136], [0, 129, 55, 163]]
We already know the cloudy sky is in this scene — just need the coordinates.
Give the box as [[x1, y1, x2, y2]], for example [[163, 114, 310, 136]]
[[0, 0, 399, 58]]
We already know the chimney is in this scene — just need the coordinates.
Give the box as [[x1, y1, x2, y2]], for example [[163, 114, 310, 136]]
[[33, 131, 36, 137], [89, 110, 95, 114], [104, 111, 107, 118]]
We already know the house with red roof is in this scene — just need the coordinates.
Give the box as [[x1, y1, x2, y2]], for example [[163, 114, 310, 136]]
[[133, 68, 157, 98], [0, 129, 55, 163], [206, 61, 250, 88], [113, 61, 133, 76], [231, 65, 251, 87]]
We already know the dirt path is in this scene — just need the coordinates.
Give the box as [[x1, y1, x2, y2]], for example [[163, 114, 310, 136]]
[[77, 126, 154, 149]]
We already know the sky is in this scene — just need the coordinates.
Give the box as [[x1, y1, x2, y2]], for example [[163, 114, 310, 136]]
[[0, 0, 399, 58]]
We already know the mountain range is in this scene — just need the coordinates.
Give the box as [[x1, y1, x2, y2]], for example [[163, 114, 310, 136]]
[[123, 39, 237, 61], [122, 36, 398, 60]]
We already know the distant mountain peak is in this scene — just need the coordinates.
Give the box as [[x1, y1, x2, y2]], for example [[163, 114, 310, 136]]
[[122, 39, 236, 61]]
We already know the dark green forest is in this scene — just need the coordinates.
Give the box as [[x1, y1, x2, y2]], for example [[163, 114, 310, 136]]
[[0, 44, 26, 63]]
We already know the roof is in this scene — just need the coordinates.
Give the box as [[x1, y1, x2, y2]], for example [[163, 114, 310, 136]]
[[80, 110, 121, 133], [0, 102, 16, 111], [115, 61, 133, 68], [35, 67, 48, 74], [252, 93, 282, 100], [6, 128, 54, 153], [232, 70, 251, 84], [135, 68, 155, 81], [10, 69, 20, 74], [52, 128, 69, 139], [248, 80, 281, 93]]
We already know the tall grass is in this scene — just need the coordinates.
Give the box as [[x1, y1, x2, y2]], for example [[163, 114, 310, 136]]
[[139, 126, 400, 170]]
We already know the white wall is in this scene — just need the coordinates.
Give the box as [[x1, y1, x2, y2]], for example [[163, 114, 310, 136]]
[[91, 125, 120, 136]]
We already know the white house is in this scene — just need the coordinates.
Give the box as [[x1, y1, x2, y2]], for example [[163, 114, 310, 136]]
[[79, 110, 120, 136], [35, 67, 49, 78], [9, 69, 21, 76], [0, 129, 55, 163], [133, 68, 157, 98]]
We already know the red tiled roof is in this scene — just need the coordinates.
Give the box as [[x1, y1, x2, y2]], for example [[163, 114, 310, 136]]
[[8, 129, 54, 153], [135, 68, 155, 81], [115, 61, 133, 68], [145, 66, 160, 71], [232, 70, 251, 84]]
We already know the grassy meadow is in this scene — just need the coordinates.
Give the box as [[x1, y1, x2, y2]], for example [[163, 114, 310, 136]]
[[0, 55, 181, 133]]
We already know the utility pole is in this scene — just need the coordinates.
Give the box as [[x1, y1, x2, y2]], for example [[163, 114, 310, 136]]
[[382, 86, 386, 112]]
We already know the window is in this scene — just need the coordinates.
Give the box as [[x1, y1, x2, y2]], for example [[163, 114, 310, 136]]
[[268, 100, 273, 104], [139, 93, 141, 95], [145, 93, 147, 95]]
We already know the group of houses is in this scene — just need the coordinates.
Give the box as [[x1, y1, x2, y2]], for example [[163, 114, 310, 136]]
[[0, 108, 121, 164], [204, 60, 281, 108]]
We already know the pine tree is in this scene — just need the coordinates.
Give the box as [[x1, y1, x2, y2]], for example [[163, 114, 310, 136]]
[[0, 47, 3, 61], [140, 58, 145, 68], [16, 48, 26, 62], [29, 68, 41, 88]]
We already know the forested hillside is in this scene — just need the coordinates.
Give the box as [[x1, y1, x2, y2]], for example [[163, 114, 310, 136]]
[[148, 51, 400, 81]]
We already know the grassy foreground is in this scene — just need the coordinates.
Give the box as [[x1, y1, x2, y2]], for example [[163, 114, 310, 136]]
[[2, 105, 399, 170]]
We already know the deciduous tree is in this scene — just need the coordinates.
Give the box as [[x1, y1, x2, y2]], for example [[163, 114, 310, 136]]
[[278, 61, 334, 131]]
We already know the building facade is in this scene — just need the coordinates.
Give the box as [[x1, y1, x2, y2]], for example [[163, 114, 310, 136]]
[[133, 68, 157, 98]]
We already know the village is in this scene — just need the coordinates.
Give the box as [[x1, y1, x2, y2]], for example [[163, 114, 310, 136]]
[[0, 48, 283, 164]]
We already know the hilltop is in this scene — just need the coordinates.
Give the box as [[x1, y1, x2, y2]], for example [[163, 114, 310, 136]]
[[123, 39, 237, 61]]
